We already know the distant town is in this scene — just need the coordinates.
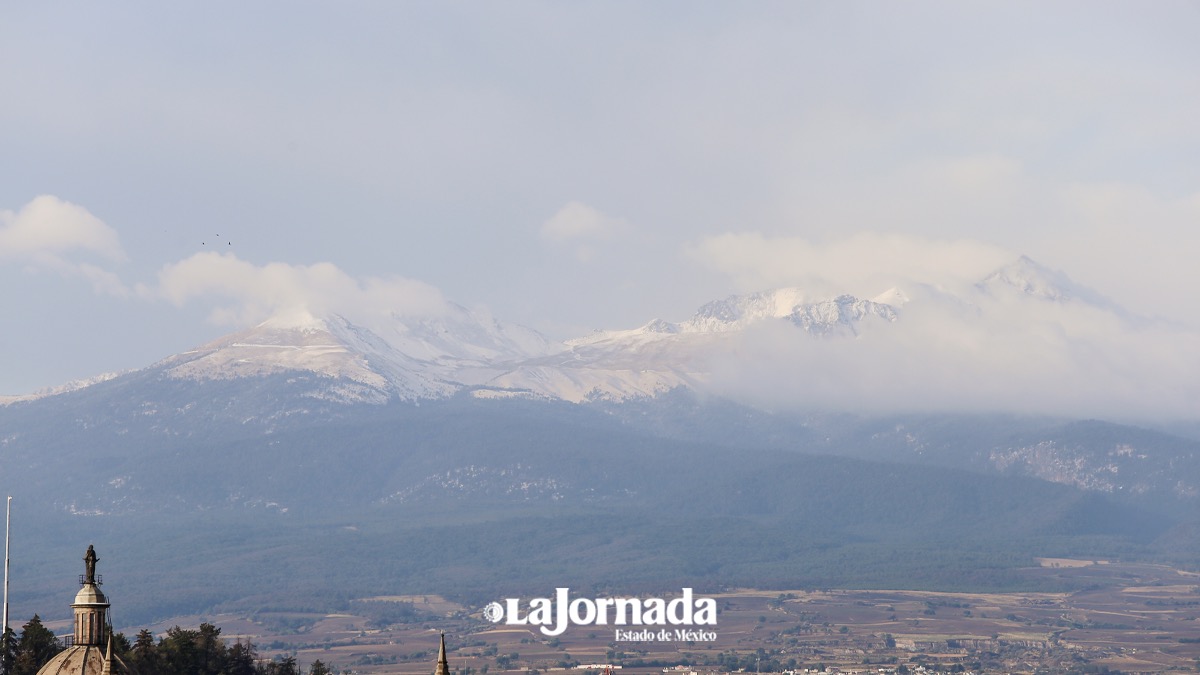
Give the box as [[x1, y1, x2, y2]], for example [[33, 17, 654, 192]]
[[10, 548, 1196, 675]]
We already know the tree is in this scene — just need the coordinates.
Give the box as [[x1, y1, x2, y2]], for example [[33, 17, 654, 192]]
[[130, 629, 161, 675], [13, 616, 61, 675], [259, 655, 298, 675], [307, 660, 330, 675], [159, 626, 201, 675], [195, 623, 226, 675], [155, 623, 230, 675], [111, 632, 133, 661], [1, 627, 17, 675], [225, 641, 257, 675]]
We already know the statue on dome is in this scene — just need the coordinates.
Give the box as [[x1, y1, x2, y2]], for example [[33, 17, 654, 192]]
[[84, 545, 98, 584]]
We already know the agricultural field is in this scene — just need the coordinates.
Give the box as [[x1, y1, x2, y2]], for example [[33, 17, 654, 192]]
[[121, 561, 1200, 675]]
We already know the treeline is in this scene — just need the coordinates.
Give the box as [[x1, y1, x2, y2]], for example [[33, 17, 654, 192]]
[[0, 617, 333, 675]]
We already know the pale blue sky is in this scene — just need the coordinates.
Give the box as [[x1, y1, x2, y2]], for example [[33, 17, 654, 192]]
[[2, 2, 1199, 397]]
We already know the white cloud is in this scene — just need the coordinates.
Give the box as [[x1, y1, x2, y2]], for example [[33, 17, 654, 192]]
[[703, 286, 1200, 421], [541, 201, 628, 242], [1038, 182, 1200, 323], [145, 252, 448, 328], [686, 232, 1014, 298], [0, 195, 129, 296], [0, 195, 125, 261], [685, 231, 1200, 419]]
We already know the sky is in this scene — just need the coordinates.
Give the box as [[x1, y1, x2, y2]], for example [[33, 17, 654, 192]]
[[2, 2, 1199, 405]]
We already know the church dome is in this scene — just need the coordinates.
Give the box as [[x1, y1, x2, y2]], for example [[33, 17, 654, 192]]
[[34, 646, 111, 675], [73, 584, 107, 606], [35, 546, 131, 675]]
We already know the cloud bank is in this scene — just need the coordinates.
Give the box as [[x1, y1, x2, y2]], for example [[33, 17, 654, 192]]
[[0, 195, 128, 296], [146, 253, 448, 328], [541, 201, 628, 242], [3, 193, 1196, 420], [683, 231, 1200, 420], [0, 196, 448, 331], [540, 201, 634, 264], [702, 276, 1200, 421], [687, 232, 1015, 299]]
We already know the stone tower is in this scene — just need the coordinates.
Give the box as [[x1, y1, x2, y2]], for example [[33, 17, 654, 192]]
[[72, 545, 108, 646]]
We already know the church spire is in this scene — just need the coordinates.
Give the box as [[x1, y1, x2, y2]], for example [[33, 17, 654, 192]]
[[434, 633, 449, 675], [101, 632, 114, 675]]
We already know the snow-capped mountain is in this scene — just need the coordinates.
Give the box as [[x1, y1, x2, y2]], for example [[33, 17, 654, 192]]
[[493, 289, 904, 401], [157, 314, 448, 403], [560, 289, 899, 352], [50, 282, 918, 405], [3, 255, 1135, 407], [977, 255, 1116, 310], [151, 303, 556, 403], [1, 254, 1195, 621], [686, 289, 898, 335]]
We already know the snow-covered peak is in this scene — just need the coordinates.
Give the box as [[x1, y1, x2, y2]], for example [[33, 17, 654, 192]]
[[258, 308, 327, 331], [642, 318, 680, 334], [16, 261, 1137, 408], [159, 317, 398, 399], [681, 288, 898, 336], [786, 295, 898, 336], [978, 255, 1110, 308], [502, 288, 904, 402], [564, 318, 684, 348], [373, 302, 554, 364], [873, 287, 910, 307], [685, 288, 814, 331], [148, 302, 557, 403]]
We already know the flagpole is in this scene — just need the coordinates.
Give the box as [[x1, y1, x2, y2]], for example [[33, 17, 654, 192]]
[[3, 496, 10, 640]]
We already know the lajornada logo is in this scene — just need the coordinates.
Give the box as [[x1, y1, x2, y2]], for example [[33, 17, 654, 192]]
[[482, 587, 717, 637]]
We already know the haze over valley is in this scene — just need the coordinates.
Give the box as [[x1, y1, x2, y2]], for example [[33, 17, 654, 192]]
[[1, 8, 1198, 671]]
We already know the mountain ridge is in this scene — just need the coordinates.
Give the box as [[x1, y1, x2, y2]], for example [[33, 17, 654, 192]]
[[1, 250, 1198, 625], [5, 255, 1130, 407]]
